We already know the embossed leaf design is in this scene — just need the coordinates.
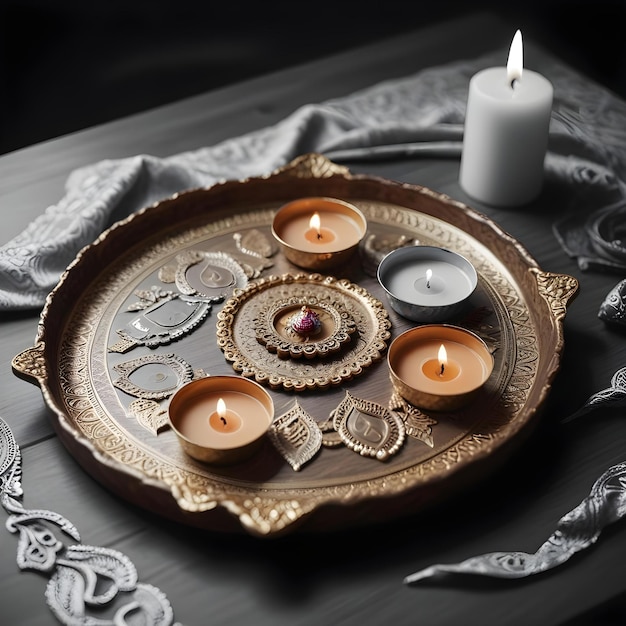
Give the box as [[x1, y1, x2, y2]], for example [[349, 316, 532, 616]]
[[127, 286, 175, 311], [128, 399, 170, 436], [235, 228, 276, 258], [389, 392, 436, 448], [157, 263, 177, 284], [333, 391, 405, 461], [269, 401, 323, 471]]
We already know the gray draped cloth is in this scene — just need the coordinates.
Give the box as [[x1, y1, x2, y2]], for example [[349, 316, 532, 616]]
[[1, 49, 626, 310]]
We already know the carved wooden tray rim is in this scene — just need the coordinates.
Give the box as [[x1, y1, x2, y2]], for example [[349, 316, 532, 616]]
[[12, 153, 579, 536]]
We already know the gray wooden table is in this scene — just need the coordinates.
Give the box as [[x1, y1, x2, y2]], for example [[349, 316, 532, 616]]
[[2, 12, 625, 625]]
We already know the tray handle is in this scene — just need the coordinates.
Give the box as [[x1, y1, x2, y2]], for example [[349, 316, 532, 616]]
[[12, 343, 47, 386], [531, 269, 579, 321], [272, 152, 351, 179]]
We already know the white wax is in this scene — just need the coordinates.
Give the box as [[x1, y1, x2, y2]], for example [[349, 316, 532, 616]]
[[384, 260, 475, 306], [459, 66, 553, 207]]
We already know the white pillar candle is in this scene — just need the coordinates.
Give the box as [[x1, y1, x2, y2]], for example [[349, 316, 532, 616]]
[[459, 30, 553, 207]]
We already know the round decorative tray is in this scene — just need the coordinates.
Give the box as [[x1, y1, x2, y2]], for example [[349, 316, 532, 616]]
[[12, 153, 579, 536]]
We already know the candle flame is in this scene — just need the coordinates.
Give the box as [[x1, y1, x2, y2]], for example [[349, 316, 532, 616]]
[[507, 29, 523, 86], [426, 268, 432, 288], [216, 397, 226, 417], [309, 212, 321, 235], [438, 344, 448, 367]]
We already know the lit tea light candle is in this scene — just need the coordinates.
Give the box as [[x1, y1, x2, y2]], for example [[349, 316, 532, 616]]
[[169, 376, 274, 465], [425, 344, 461, 381], [208, 397, 243, 433], [425, 268, 433, 289], [305, 212, 337, 245], [459, 29, 553, 207], [377, 246, 477, 322], [272, 197, 367, 271], [388, 325, 494, 411]]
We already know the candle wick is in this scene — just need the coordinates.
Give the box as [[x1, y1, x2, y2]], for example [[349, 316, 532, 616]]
[[510, 78, 518, 90], [426, 279, 431, 289], [439, 363, 445, 376], [317, 232, 322, 240], [220, 416, 227, 426]]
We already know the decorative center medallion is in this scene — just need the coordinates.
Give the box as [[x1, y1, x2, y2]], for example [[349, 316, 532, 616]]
[[255, 295, 357, 360]]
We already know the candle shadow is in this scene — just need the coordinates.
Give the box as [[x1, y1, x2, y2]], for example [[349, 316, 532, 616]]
[[205, 437, 285, 481]]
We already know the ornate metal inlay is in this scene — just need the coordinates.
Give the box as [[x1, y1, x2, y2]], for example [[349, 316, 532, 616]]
[[112, 353, 194, 400], [332, 391, 406, 461], [255, 295, 357, 360], [108, 287, 220, 353], [269, 401, 323, 471], [531, 269, 579, 321], [127, 399, 170, 435], [360, 232, 418, 277], [11, 344, 47, 383], [216, 273, 391, 390], [158, 249, 249, 299], [233, 228, 277, 261], [276, 151, 350, 179], [389, 391, 436, 448], [0, 416, 181, 625]]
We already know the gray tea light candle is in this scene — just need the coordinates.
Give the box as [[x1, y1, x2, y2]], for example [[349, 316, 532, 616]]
[[377, 246, 477, 322]]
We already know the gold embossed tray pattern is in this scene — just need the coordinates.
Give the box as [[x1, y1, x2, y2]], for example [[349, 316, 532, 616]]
[[12, 154, 578, 536]]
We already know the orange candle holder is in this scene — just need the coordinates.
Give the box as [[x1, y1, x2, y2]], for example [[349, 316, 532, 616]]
[[168, 376, 274, 465], [271, 197, 367, 271], [388, 324, 494, 411]]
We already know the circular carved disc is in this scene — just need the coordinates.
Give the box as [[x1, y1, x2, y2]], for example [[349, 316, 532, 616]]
[[216, 273, 392, 390]]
